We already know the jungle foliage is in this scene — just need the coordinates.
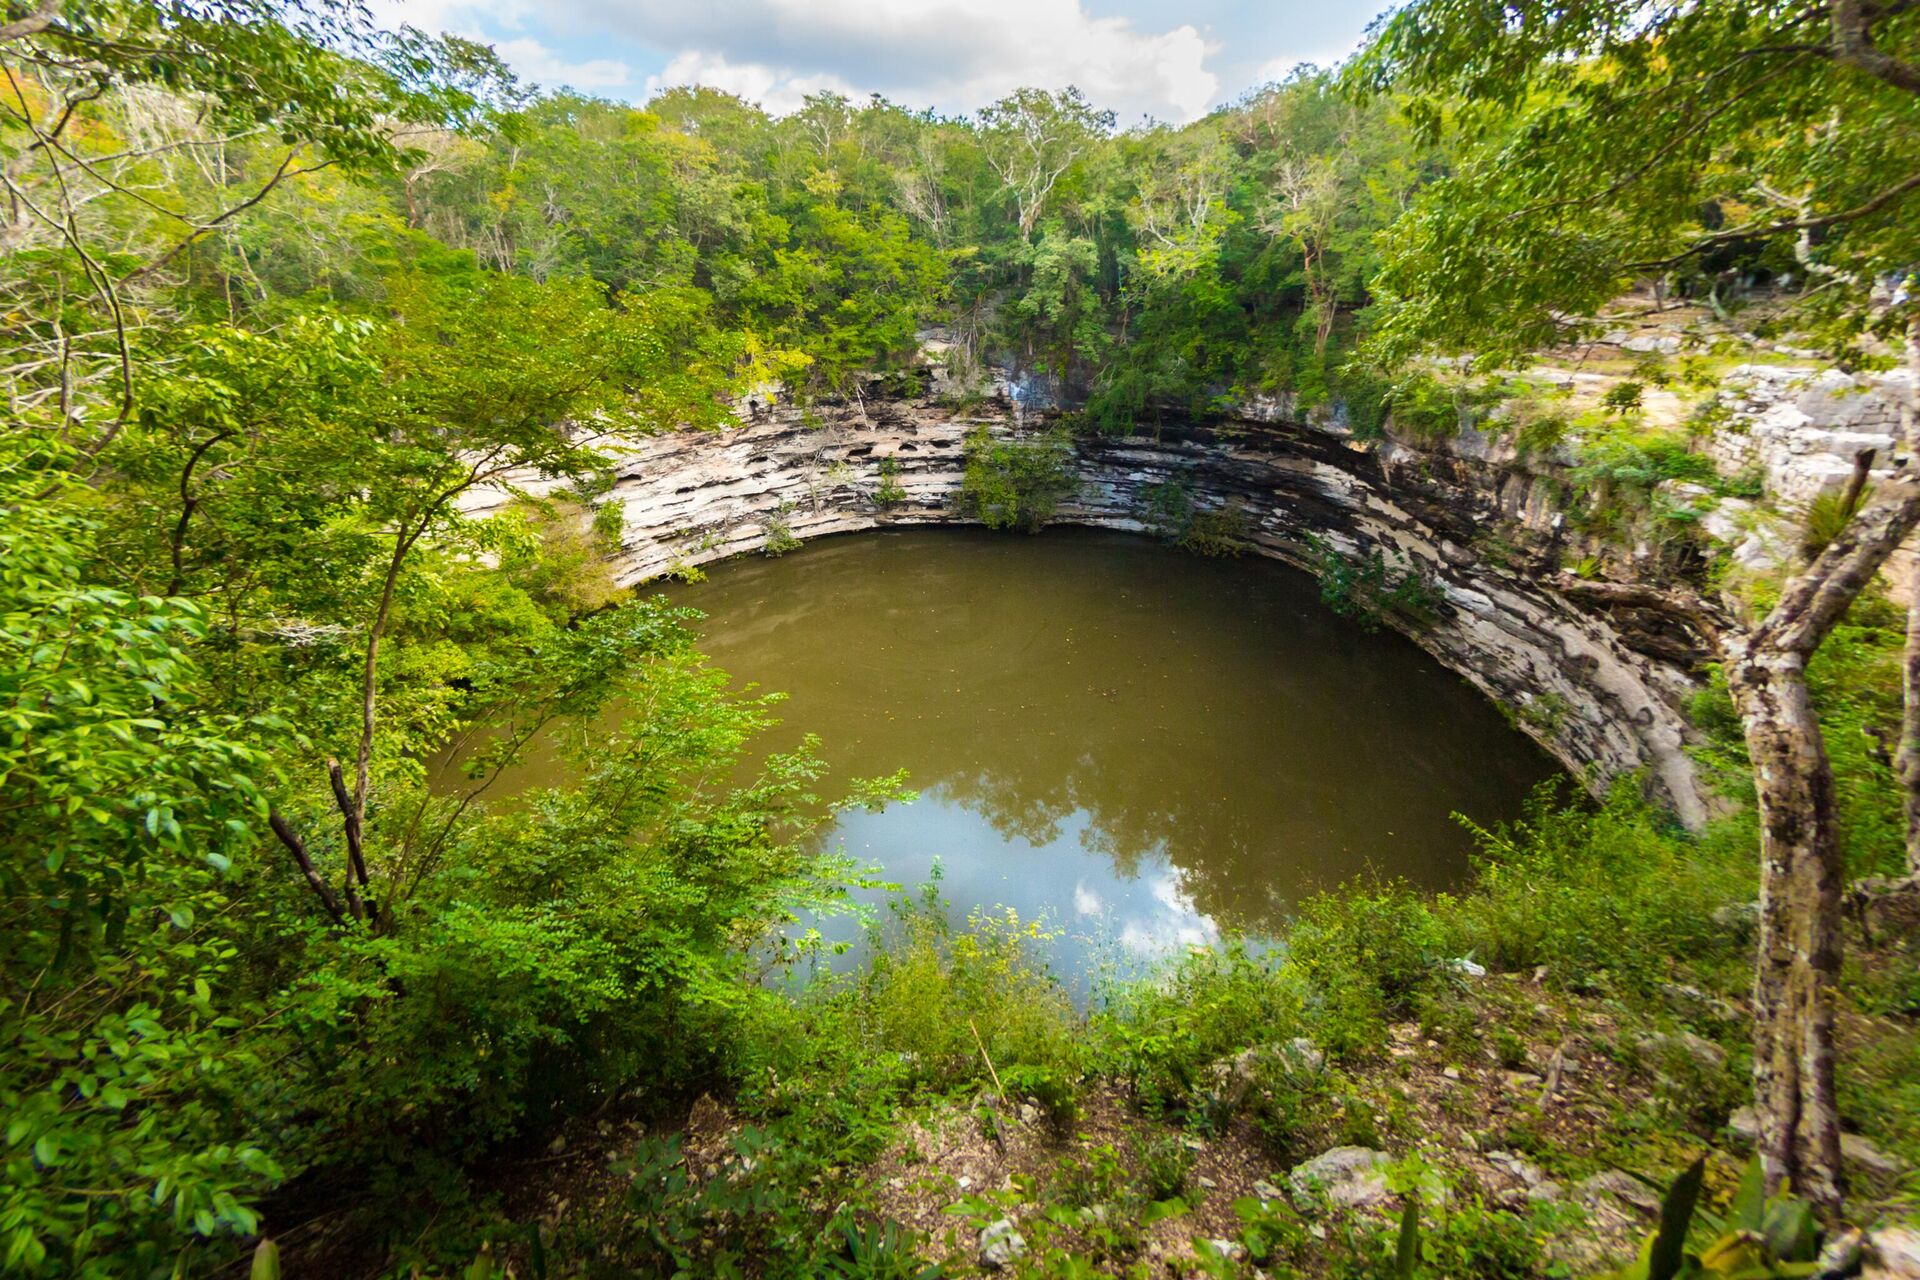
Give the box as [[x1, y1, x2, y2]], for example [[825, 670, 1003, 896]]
[[6, 0, 1920, 1273]]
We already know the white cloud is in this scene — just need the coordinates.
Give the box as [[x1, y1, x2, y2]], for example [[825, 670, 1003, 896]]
[[1250, 47, 1357, 88], [1072, 880, 1106, 917], [367, 2, 636, 94], [494, 37, 634, 92], [479, 0, 1220, 123], [1117, 871, 1220, 956], [642, 50, 856, 115]]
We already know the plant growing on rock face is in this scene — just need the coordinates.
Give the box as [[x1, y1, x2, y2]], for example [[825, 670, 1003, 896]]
[[764, 502, 803, 556], [959, 426, 1079, 532], [1305, 534, 1447, 630], [1184, 503, 1252, 557], [874, 458, 908, 509], [1139, 477, 1196, 542], [1138, 480, 1251, 556], [1800, 482, 1874, 562]]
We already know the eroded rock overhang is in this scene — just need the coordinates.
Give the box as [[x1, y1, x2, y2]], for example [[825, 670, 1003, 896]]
[[466, 393, 1716, 829]]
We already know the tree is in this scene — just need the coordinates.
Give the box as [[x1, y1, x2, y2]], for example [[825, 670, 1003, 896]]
[[1355, 0, 1920, 1208], [0, 0, 488, 462], [977, 87, 1114, 243], [0, 460, 282, 1272]]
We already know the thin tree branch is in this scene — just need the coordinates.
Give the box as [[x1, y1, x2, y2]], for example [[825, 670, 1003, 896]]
[[267, 810, 344, 923]]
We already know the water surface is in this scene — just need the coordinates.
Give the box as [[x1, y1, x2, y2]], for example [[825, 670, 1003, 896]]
[[455, 528, 1559, 981]]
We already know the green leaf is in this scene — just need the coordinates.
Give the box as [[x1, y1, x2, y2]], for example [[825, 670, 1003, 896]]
[[251, 1239, 281, 1280], [1395, 1196, 1421, 1280], [1648, 1158, 1707, 1280]]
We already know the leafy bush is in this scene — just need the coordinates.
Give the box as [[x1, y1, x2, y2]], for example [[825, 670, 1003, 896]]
[[1182, 503, 1251, 557], [1305, 535, 1446, 631], [873, 458, 908, 509], [613, 1128, 935, 1279], [847, 900, 1084, 1092], [0, 493, 282, 1274], [1283, 887, 1446, 1057], [1095, 944, 1306, 1115], [1002, 1063, 1082, 1133], [959, 427, 1080, 532], [1138, 478, 1196, 542], [1137, 480, 1250, 556], [1443, 783, 1752, 996], [1136, 1133, 1194, 1201], [764, 502, 804, 555]]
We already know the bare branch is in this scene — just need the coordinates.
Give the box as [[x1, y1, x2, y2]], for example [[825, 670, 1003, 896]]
[[267, 810, 345, 924]]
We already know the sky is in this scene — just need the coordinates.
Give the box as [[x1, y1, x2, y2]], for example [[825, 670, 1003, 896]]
[[367, 0, 1395, 126]]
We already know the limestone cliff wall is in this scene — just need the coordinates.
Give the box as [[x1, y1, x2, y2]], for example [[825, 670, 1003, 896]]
[[465, 392, 1716, 827]]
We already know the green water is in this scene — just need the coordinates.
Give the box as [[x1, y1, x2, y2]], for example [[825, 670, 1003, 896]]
[[454, 527, 1560, 978]]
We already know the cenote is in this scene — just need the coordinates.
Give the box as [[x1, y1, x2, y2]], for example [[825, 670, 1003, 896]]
[[443, 526, 1560, 984]]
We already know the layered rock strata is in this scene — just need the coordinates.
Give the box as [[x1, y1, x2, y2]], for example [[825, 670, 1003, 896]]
[[469, 392, 1716, 827]]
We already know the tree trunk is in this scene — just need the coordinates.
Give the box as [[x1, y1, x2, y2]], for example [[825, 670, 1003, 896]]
[[1900, 568, 1920, 875], [1725, 473, 1920, 1212], [1724, 643, 1847, 1211], [1895, 312, 1920, 876]]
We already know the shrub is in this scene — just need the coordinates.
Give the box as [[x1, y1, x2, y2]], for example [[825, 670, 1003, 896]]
[[1182, 502, 1251, 557], [873, 458, 907, 509], [1138, 477, 1195, 541], [764, 502, 803, 555], [1002, 1063, 1081, 1133], [1095, 944, 1306, 1115], [850, 901, 1083, 1091], [959, 426, 1079, 532], [1282, 886, 1445, 1057], [1442, 782, 1752, 996], [1305, 535, 1446, 631], [1136, 1133, 1195, 1201]]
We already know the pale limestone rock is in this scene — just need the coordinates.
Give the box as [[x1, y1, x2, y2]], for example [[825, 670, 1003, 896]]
[[978, 1219, 1026, 1269], [464, 390, 1719, 828], [1289, 1147, 1393, 1209]]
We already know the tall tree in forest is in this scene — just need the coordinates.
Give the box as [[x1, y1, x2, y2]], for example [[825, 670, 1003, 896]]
[[977, 87, 1113, 244], [0, 0, 489, 458], [1354, 0, 1920, 1209]]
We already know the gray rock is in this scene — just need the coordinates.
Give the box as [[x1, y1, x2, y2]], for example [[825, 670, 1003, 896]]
[[1817, 1228, 1867, 1278], [1867, 1226, 1920, 1279], [978, 1219, 1027, 1270], [1206, 1039, 1326, 1108], [1637, 1030, 1728, 1075], [1203, 1238, 1248, 1261], [1252, 1179, 1285, 1201], [1844, 1133, 1903, 1177], [1577, 1169, 1662, 1215], [1488, 1150, 1549, 1187], [1285, 1036, 1327, 1073], [1289, 1146, 1394, 1209], [1659, 982, 1742, 1022]]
